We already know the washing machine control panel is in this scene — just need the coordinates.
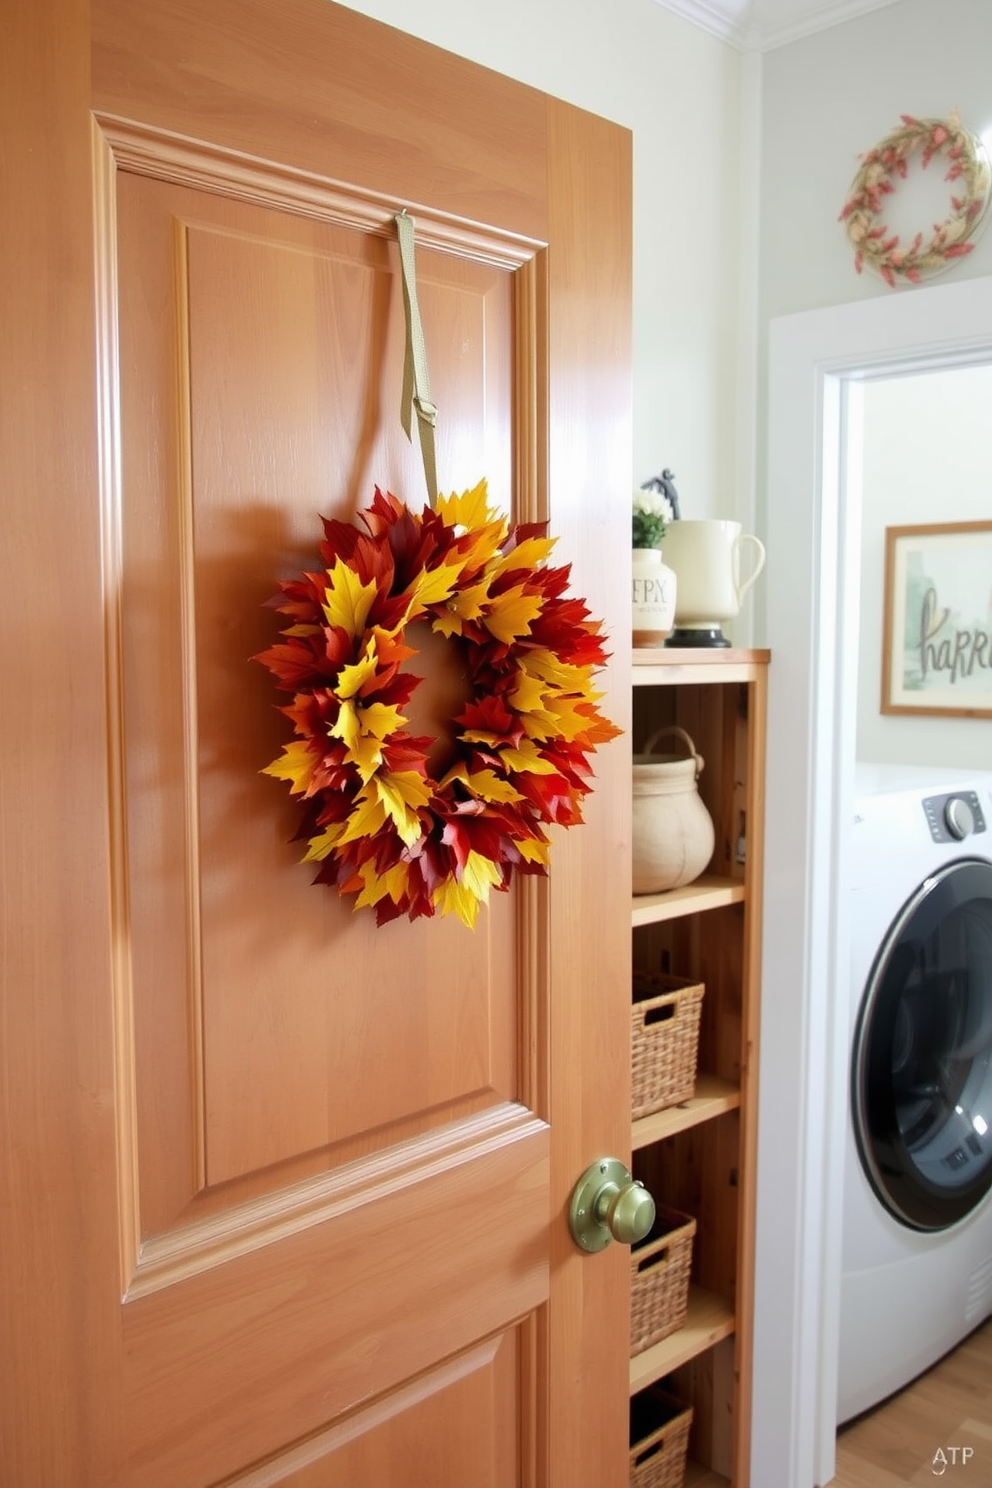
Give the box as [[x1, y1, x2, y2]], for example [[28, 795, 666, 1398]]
[[922, 790, 987, 842]]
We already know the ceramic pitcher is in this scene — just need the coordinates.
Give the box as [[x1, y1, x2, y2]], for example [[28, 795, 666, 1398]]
[[662, 519, 765, 644]]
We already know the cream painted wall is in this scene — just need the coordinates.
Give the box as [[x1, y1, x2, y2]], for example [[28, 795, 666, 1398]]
[[757, 0, 992, 752], [760, 0, 992, 324], [857, 363, 992, 770], [336, 0, 752, 525]]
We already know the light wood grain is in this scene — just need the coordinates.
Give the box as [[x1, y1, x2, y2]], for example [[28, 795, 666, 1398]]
[[632, 1075, 741, 1151], [630, 659, 767, 1485], [632, 876, 746, 927], [1, 2, 125, 1483], [831, 1318, 992, 1486], [629, 1286, 736, 1395], [544, 92, 634, 1488], [3, 2, 633, 1485]]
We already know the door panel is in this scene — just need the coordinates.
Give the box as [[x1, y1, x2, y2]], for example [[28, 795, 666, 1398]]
[[222, 1330, 520, 1488], [114, 169, 518, 1233], [123, 1123, 546, 1485], [1, 2, 632, 1484]]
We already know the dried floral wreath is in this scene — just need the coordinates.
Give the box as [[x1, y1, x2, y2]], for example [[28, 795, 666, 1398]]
[[255, 479, 619, 929], [839, 112, 992, 287]]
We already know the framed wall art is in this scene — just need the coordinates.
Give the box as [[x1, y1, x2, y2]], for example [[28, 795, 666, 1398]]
[[881, 520, 992, 717]]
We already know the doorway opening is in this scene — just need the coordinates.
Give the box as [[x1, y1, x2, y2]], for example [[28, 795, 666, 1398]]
[[753, 274, 992, 1488]]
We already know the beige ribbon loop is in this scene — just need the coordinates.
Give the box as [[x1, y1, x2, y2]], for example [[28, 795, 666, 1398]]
[[394, 211, 438, 507]]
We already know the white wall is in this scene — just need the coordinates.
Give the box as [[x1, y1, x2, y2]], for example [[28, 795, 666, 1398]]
[[858, 363, 992, 770], [760, 0, 992, 325], [757, 10, 992, 1484], [757, 0, 992, 609], [335, 0, 752, 524]]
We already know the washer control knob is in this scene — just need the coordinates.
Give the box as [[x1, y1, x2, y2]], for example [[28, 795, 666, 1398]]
[[945, 795, 976, 840]]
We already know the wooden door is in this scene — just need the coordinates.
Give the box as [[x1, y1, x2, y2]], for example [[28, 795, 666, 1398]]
[[0, 3, 632, 1485]]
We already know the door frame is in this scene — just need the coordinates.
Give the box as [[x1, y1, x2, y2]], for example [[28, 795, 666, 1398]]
[[756, 272, 992, 1488]]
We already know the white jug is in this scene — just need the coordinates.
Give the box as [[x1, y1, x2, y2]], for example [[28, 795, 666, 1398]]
[[662, 519, 765, 646]]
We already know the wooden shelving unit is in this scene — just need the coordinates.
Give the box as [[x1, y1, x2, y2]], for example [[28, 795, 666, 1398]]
[[628, 648, 768, 1488], [629, 1286, 736, 1395]]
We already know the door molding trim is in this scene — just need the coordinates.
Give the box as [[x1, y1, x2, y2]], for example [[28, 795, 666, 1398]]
[[96, 113, 545, 267], [758, 272, 992, 1488], [127, 1101, 548, 1301]]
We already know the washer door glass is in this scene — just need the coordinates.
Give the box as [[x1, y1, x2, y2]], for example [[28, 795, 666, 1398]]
[[853, 858, 992, 1230]]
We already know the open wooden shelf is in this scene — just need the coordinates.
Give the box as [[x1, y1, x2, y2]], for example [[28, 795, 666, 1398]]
[[631, 875, 745, 928], [683, 1466, 730, 1488], [628, 653, 767, 1484], [629, 1285, 735, 1396], [632, 646, 770, 688], [631, 1075, 740, 1151]]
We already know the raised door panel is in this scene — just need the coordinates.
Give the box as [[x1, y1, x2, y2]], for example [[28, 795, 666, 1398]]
[[220, 1330, 521, 1488], [113, 170, 518, 1238], [0, 2, 632, 1485]]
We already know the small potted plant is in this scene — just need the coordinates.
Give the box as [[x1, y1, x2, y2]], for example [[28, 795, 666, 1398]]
[[632, 486, 673, 551], [632, 476, 678, 647]]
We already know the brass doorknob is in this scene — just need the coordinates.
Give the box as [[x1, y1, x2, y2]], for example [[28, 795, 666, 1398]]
[[569, 1158, 656, 1253]]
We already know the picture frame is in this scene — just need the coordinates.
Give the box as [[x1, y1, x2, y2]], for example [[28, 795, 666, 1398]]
[[881, 521, 992, 718]]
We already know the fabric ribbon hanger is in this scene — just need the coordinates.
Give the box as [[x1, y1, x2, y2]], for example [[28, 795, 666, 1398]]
[[393, 210, 438, 507]]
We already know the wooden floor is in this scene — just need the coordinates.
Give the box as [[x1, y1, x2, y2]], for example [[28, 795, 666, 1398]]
[[829, 1316, 992, 1486]]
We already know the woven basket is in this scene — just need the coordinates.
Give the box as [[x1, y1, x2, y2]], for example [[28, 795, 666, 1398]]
[[631, 972, 704, 1121], [629, 1385, 693, 1488], [630, 1205, 696, 1355]]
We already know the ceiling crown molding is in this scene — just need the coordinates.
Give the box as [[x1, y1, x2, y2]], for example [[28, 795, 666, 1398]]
[[652, 0, 904, 53]]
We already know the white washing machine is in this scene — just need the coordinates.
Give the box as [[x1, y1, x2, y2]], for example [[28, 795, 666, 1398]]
[[837, 764, 992, 1425]]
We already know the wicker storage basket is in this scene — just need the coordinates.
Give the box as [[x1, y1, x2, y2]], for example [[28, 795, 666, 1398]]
[[631, 971, 704, 1121], [630, 1205, 696, 1355], [629, 1385, 693, 1488]]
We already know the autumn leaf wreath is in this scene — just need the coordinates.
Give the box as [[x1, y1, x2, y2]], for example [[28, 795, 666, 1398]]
[[255, 479, 620, 928]]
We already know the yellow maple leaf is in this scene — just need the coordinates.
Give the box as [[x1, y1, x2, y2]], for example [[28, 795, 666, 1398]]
[[499, 740, 559, 774], [530, 696, 594, 742], [322, 558, 378, 638], [431, 608, 463, 640], [459, 727, 503, 747], [375, 771, 432, 848], [483, 583, 543, 644], [330, 697, 360, 754], [349, 730, 385, 783], [361, 701, 407, 740], [439, 764, 524, 803], [353, 859, 411, 910], [508, 668, 548, 714], [461, 849, 503, 899], [433, 876, 481, 929], [461, 769, 525, 803], [337, 791, 389, 846], [435, 478, 498, 535], [433, 850, 503, 928], [517, 646, 585, 692], [402, 555, 465, 614], [516, 835, 551, 867], [335, 641, 379, 700], [430, 578, 492, 639], [494, 533, 557, 575], [261, 741, 316, 796], [302, 821, 346, 862]]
